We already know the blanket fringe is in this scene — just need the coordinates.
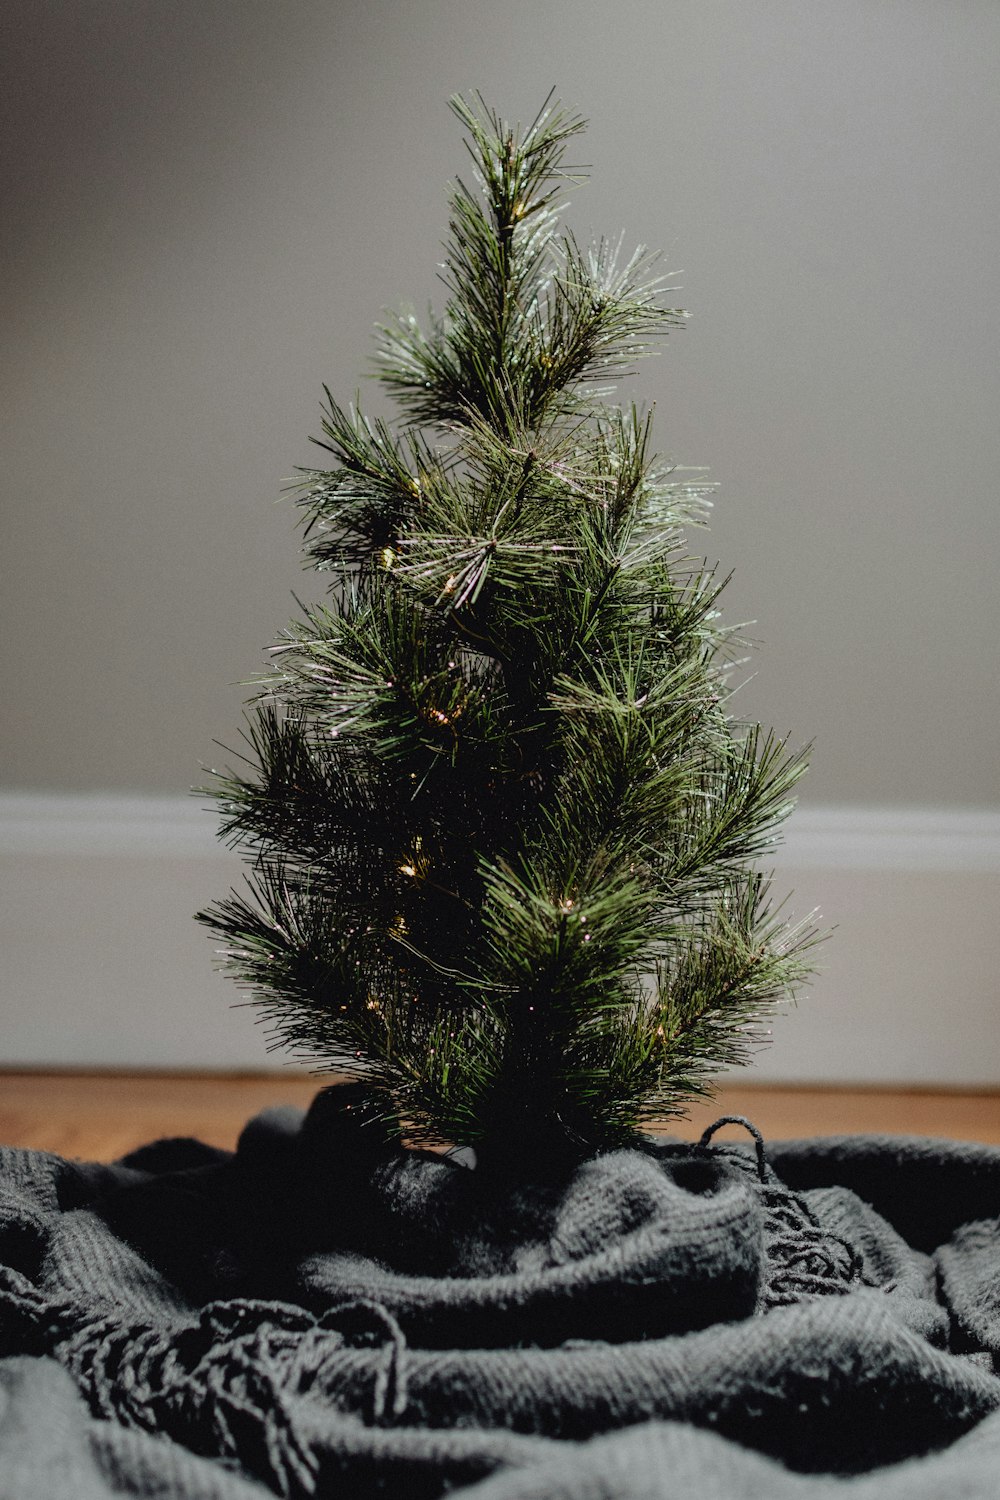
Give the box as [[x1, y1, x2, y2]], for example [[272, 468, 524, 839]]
[[697, 1115, 870, 1306]]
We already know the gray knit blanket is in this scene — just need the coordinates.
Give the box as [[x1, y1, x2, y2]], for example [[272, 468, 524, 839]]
[[1, 1085, 999, 1499]]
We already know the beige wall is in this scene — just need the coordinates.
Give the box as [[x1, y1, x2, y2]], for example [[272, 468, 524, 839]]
[[4, 0, 999, 809]]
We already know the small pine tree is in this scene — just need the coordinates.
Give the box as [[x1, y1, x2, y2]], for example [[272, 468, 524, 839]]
[[199, 94, 817, 1162]]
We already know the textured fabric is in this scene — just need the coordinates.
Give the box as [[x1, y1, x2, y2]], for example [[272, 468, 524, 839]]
[[0, 1086, 998, 1498]]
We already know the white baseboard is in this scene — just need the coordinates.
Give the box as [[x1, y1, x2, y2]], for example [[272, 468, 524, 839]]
[[2, 793, 999, 1084]]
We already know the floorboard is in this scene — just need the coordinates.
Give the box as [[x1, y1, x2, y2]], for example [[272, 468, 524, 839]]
[[1, 1071, 998, 1161]]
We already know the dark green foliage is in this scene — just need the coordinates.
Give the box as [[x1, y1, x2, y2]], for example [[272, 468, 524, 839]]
[[199, 94, 817, 1154]]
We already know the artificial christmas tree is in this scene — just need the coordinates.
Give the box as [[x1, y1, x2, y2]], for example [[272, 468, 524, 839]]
[[1, 95, 999, 1500], [199, 93, 816, 1164]]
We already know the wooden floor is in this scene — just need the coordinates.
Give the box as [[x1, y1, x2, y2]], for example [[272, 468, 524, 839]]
[[1, 1071, 998, 1161]]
